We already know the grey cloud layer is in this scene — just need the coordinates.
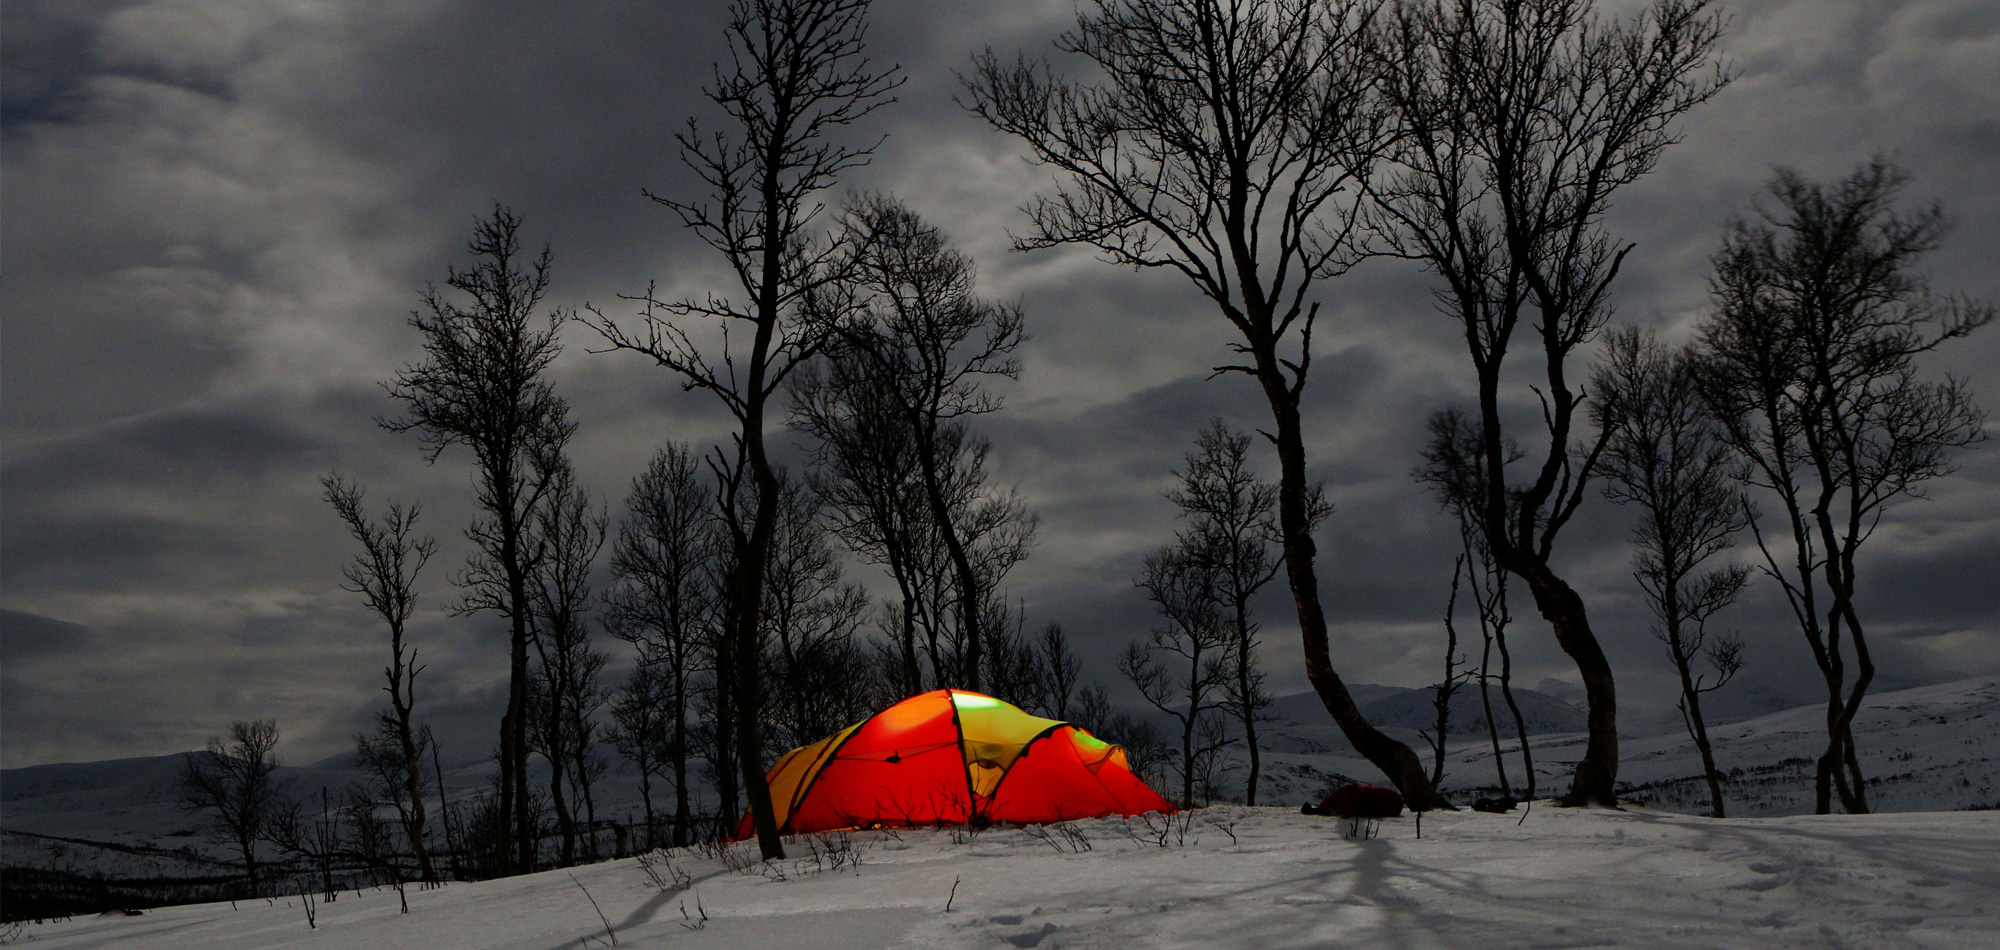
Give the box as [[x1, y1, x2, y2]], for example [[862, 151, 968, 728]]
[[3, 0, 1995, 768]]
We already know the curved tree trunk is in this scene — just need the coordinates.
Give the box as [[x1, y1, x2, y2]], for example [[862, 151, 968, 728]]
[[1495, 626, 1534, 801], [1666, 590, 1726, 819], [915, 429, 985, 692], [1235, 598, 1262, 807], [506, 544, 534, 872], [396, 725, 436, 881], [1682, 692, 1725, 819], [1478, 637, 1511, 798], [1260, 369, 1448, 811], [1830, 573, 1875, 814], [1517, 567, 1617, 806], [672, 670, 691, 848], [549, 751, 575, 867], [734, 385, 786, 859]]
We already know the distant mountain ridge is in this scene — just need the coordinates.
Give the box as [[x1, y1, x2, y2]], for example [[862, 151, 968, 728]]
[[1358, 685, 1586, 738], [2, 755, 192, 805], [1258, 682, 1585, 737]]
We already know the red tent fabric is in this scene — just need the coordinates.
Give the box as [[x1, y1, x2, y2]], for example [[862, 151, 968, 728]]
[[734, 689, 1175, 838], [1307, 783, 1405, 818]]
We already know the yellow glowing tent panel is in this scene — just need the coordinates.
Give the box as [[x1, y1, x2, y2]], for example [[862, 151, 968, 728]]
[[733, 689, 1176, 837]]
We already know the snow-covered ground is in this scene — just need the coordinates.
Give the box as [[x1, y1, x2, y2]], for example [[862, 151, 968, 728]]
[[16, 805, 1998, 949], [1243, 675, 2000, 814], [7, 675, 1998, 887]]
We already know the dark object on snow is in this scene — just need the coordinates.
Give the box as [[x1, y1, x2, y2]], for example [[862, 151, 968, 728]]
[[1304, 784, 1405, 818], [1473, 796, 1519, 814]]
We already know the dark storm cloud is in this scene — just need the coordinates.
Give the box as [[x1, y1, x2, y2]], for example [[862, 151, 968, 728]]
[[1865, 535, 2000, 628], [0, 0, 215, 133], [0, 1, 108, 130], [0, 609, 93, 663], [2, 0, 1995, 768], [2, 401, 332, 590]]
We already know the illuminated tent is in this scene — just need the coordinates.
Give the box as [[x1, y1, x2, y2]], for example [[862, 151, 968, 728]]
[[734, 689, 1176, 838]]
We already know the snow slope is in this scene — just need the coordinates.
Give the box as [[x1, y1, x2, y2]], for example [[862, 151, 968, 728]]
[[14, 805, 1997, 949], [1481, 676, 2000, 815], [1235, 675, 2000, 814], [7, 675, 1995, 881]]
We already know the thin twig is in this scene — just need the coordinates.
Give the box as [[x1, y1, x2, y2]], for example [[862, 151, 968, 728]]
[[568, 873, 618, 946]]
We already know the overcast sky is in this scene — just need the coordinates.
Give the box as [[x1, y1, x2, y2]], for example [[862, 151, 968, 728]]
[[4, 0, 1996, 772]]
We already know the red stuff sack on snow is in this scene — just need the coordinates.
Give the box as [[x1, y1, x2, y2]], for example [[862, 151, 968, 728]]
[[1311, 783, 1404, 819]]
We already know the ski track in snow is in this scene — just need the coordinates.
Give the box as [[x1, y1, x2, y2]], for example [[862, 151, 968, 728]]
[[17, 806, 1998, 949]]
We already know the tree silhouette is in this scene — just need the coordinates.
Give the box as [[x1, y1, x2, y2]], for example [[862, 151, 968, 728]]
[[1696, 161, 1991, 814], [1417, 408, 1535, 800], [823, 194, 1034, 691], [383, 206, 574, 870], [965, 0, 1447, 810], [1594, 328, 1749, 818], [1370, 0, 1728, 805], [322, 474, 440, 880], [1127, 541, 1234, 807], [1166, 421, 1285, 805], [605, 443, 717, 848], [580, 0, 901, 860], [526, 460, 611, 865], [178, 720, 281, 897]]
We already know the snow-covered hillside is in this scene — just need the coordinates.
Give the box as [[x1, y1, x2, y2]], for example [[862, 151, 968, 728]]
[[1499, 676, 2000, 815], [13, 805, 1996, 949], [6, 676, 1997, 874], [1239, 675, 2000, 814]]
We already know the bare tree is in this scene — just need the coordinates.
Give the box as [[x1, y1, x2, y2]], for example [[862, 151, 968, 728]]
[[321, 475, 439, 880], [1035, 623, 1083, 721], [351, 724, 432, 877], [759, 470, 874, 746], [340, 785, 397, 893], [695, 538, 745, 832], [1695, 161, 1991, 814], [424, 726, 463, 880], [383, 206, 574, 871], [1418, 408, 1534, 799], [795, 331, 1034, 697], [579, 0, 900, 861], [1594, 328, 1749, 817], [1167, 420, 1283, 805], [607, 664, 671, 851], [526, 462, 611, 865], [269, 787, 343, 901], [927, 430, 1037, 687], [1126, 543, 1235, 807], [1423, 556, 1477, 789], [526, 667, 576, 866], [827, 194, 1033, 691], [965, 0, 1447, 809], [791, 354, 932, 696], [604, 443, 716, 848], [178, 719, 281, 896], [1370, 0, 1728, 805]]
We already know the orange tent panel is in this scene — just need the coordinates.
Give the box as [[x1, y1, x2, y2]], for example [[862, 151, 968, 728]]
[[735, 689, 1175, 838], [987, 725, 1166, 821]]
